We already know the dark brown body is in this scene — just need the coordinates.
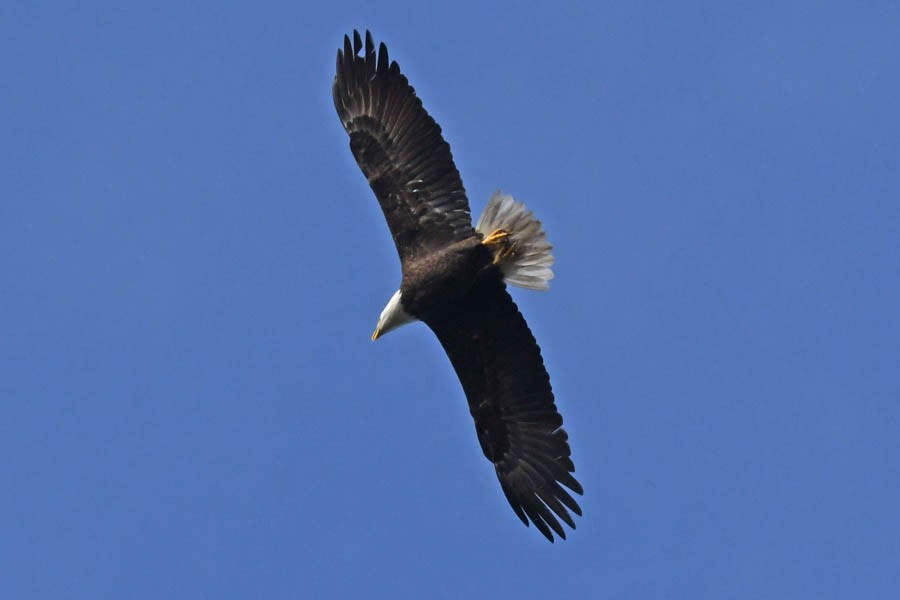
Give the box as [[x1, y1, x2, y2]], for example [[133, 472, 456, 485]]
[[399, 237, 498, 323]]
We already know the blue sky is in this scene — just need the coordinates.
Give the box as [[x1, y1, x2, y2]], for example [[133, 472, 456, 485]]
[[2, 1, 899, 598]]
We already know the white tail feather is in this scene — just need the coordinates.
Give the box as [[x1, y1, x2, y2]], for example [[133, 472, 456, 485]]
[[475, 191, 555, 291]]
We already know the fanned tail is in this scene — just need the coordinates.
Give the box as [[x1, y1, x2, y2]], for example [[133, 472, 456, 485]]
[[476, 192, 555, 291]]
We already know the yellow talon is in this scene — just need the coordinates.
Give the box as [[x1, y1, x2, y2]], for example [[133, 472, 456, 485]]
[[483, 229, 516, 265], [493, 245, 515, 265], [482, 228, 509, 246]]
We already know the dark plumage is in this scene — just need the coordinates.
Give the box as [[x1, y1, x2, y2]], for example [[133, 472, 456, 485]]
[[333, 30, 582, 542]]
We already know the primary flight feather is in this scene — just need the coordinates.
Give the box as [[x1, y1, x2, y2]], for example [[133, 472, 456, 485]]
[[333, 30, 582, 542]]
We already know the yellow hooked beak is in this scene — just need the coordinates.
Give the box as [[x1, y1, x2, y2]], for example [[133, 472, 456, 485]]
[[371, 326, 382, 341]]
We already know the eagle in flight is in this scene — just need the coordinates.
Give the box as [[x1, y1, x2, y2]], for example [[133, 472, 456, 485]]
[[333, 30, 582, 542]]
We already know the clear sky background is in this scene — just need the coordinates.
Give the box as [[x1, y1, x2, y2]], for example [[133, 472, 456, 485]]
[[2, 2, 899, 598]]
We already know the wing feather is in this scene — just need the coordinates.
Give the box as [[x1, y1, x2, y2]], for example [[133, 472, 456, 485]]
[[333, 30, 474, 265], [426, 275, 583, 542]]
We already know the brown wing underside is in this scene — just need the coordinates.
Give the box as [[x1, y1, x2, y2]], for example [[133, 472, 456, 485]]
[[333, 30, 475, 265], [426, 275, 583, 542]]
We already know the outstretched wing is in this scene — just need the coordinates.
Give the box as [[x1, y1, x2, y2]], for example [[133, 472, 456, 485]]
[[426, 275, 583, 542], [333, 30, 475, 265]]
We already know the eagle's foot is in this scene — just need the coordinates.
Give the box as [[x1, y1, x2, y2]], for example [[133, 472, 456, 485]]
[[494, 243, 518, 265], [482, 228, 509, 247], [483, 229, 515, 265]]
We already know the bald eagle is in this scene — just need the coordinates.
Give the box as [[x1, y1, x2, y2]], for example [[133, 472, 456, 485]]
[[333, 31, 582, 542]]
